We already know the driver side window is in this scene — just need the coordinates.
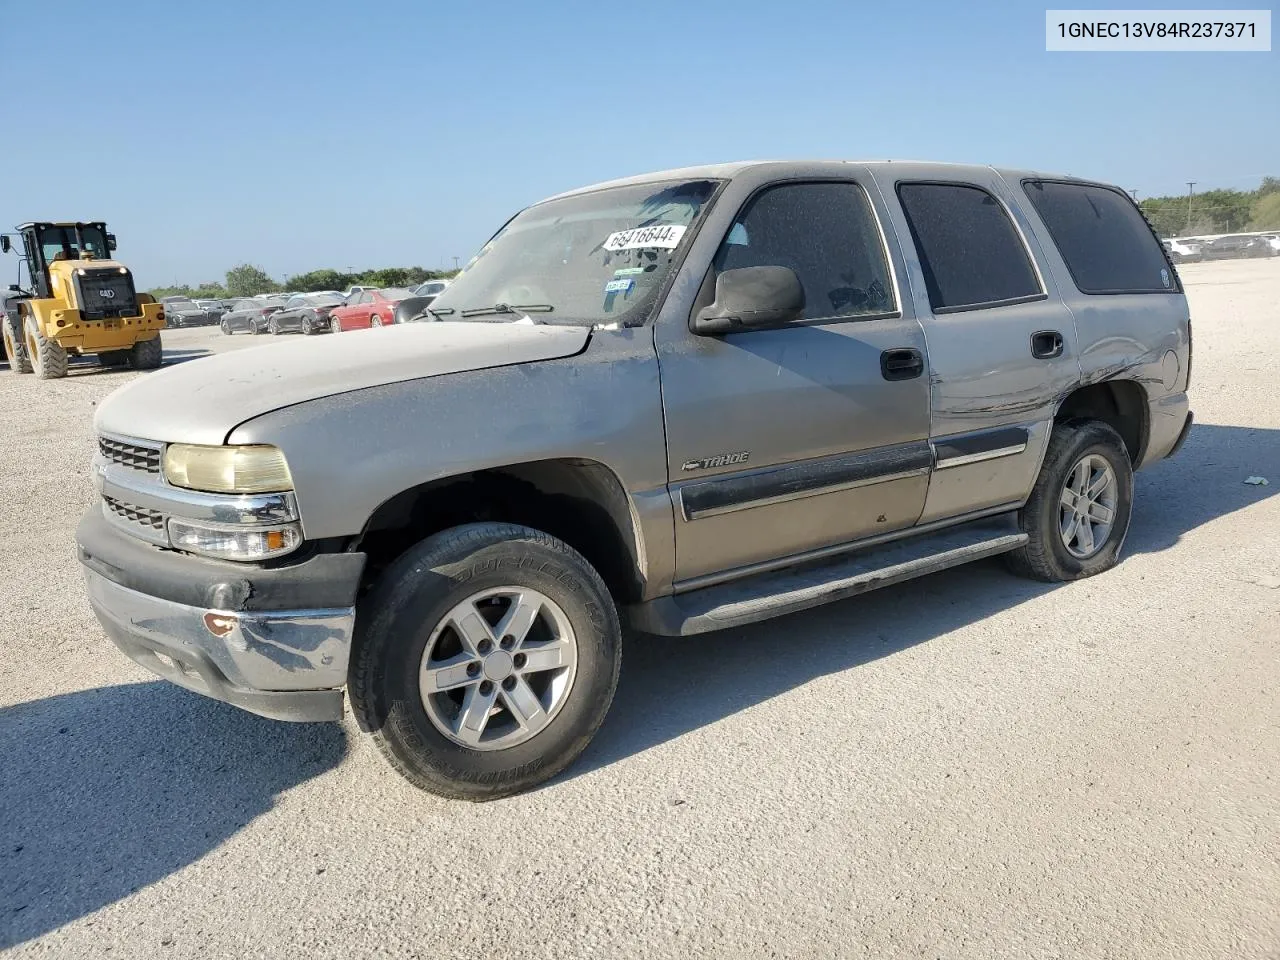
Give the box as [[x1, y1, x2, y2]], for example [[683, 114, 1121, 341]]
[[713, 182, 896, 321]]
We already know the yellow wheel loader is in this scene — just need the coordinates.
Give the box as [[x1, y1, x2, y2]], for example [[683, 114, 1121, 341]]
[[1, 222, 165, 379]]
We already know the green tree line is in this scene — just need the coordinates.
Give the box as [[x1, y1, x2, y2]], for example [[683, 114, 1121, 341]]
[[149, 263, 458, 300], [1140, 176, 1280, 237]]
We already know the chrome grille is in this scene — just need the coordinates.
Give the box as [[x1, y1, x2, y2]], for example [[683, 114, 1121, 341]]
[[99, 436, 161, 473], [103, 495, 166, 531]]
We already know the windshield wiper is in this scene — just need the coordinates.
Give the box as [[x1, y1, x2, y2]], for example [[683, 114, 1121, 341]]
[[459, 303, 555, 319]]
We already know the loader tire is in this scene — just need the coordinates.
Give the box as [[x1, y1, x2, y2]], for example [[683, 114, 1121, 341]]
[[3, 314, 32, 374], [26, 318, 68, 380], [129, 335, 163, 370]]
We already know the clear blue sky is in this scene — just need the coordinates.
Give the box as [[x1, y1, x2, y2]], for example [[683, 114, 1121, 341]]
[[1, 0, 1274, 288]]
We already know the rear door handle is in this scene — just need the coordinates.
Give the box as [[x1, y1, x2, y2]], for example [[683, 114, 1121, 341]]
[[1031, 330, 1064, 360], [880, 348, 924, 381]]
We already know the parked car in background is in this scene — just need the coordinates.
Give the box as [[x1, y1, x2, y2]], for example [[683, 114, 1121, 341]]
[[266, 292, 346, 335], [220, 297, 287, 335], [411, 278, 451, 300], [328, 287, 414, 332], [1201, 234, 1276, 260], [1162, 238, 1203, 263], [1261, 234, 1280, 254], [195, 299, 231, 317], [341, 285, 379, 299], [160, 296, 216, 327]]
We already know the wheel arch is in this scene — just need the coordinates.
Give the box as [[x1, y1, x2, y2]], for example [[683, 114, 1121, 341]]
[[354, 458, 648, 606], [1054, 378, 1149, 464]]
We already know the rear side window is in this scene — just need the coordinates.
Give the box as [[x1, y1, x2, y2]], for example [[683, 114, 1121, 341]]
[[896, 183, 1042, 313], [713, 182, 896, 321], [1023, 180, 1176, 294]]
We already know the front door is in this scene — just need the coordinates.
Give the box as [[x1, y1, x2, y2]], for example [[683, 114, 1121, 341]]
[[655, 177, 932, 585]]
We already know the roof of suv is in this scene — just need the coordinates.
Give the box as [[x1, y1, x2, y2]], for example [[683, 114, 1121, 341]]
[[543, 160, 1088, 202]]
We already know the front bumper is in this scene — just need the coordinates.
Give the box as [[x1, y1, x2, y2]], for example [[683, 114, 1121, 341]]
[[78, 506, 365, 722], [85, 568, 352, 721]]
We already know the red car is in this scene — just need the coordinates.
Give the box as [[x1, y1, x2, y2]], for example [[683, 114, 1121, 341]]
[[328, 287, 415, 332]]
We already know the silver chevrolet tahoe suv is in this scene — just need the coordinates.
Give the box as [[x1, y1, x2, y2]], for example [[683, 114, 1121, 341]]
[[78, 161, 1193, 799]]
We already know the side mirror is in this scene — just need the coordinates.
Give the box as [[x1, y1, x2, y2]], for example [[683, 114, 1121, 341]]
[[393, 296, 436, 324], [106, 234, 117, 251], [691, 266, 805, 336], [0, 236, 9, 253], [8, 284, 19, 292]]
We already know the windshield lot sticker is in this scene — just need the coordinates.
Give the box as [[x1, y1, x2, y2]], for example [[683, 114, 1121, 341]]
[[603, 224, 687, 251], [604, 278, 634, 293], [613, 266, 647, 276]]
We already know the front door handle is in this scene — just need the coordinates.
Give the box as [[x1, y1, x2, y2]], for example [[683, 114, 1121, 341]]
[[1031, 330, 1064, 360], [881, 348, 924, 381]]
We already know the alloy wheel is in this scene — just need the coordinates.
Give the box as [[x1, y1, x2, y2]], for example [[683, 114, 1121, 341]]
[[1059, 453, 1118, 559], [418, 586, 578, 751]]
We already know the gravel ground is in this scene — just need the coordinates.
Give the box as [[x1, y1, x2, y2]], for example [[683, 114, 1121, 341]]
[[2, 263, 1278, 959]]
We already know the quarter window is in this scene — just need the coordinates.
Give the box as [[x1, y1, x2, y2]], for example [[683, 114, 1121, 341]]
[[1023, 180, 1177, 294], [713, 182, 895, 321], [896, 182, 1043, 312]]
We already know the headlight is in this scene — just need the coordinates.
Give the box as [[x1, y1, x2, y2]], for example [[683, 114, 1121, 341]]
[[163, 443, 293, 493], [168, 518, 302, 561]]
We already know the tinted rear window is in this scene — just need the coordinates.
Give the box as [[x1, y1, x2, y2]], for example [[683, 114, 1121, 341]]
[[896, 182, 1042, 312], [1023, 180, 1176, 294]]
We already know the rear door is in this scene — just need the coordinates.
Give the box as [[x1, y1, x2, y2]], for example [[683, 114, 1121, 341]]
[[655, 173, 932, 584], [873, 168, 1080, 523]]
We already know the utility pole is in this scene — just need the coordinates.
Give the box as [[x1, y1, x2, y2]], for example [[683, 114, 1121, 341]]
[[1185, 182, 1196, 233], [452, 256, 460, 271]]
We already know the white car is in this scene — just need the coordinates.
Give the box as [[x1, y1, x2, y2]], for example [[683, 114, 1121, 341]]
[[1262, 234, 1280, 254], [1162, 238, 1203, 263], [412, 279, 451, 298]]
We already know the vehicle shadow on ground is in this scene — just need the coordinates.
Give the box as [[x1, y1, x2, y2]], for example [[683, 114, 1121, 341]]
[[56, 348, 212, 377], [0, 682, 346, 948], [572, 423, 1278, 782]]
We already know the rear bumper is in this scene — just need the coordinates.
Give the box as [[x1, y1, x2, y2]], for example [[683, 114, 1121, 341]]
[[1140, 391, 1191, 467]]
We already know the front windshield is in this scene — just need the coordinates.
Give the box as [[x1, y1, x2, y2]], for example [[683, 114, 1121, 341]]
[[431, 178, 720, 325], [36, 225, 110, 263]]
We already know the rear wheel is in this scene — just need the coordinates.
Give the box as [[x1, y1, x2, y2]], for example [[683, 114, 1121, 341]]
[[3, 314, 32, 374], [350, 523, 622, 800], [129, 335, 163, 370], [1005, 420, 1133, 582], [26, 317, 68, 380]]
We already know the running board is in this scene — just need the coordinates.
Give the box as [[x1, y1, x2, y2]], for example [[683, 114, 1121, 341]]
[[627, 514, 1027, 636]]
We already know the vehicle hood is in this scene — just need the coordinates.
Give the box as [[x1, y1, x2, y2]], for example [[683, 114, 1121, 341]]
[[95, 321, 591, 445]]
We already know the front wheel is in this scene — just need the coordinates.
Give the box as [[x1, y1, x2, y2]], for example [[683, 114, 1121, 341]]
[[268, 318, 279, 335], [371, 314, 383, 327], [350, 523, 622, 801], [26, 317, 68, 379], [330, 316, 342, 334], [221, 320, 231, 335], [1006, 420, 1133, 582]]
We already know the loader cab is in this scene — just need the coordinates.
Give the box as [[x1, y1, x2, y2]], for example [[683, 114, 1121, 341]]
[[4, 222, 118, 298]]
